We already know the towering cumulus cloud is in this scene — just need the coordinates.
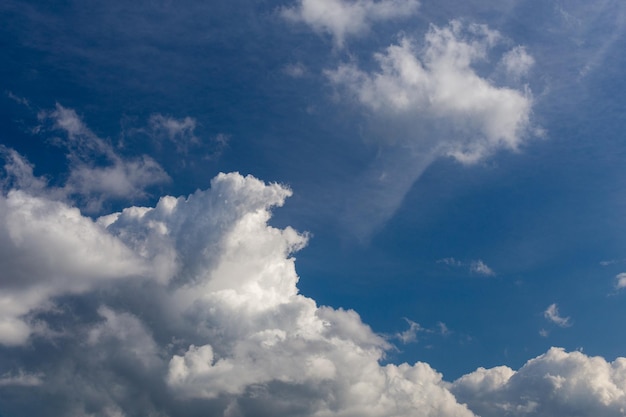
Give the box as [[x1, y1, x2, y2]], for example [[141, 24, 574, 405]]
[[0, 170, 474, 416], [1, 168, 625, 416]]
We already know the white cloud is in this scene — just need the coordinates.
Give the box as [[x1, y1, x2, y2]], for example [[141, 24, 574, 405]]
[[0, 190, 149, 345], [1, 170, 626, 417], [0, 146, 48, 194], [451, 347, 626, 417], [500, 46, 535, 80], [470, 259, 495, 276], [0, 171, 478, 416], [325, 21, 535, 238], [615, 272, 626, 289], [544, 303, 572, 327], [326, 21, 533, 164], [395, 318, 425, 344], [281, 0, 419, 47]]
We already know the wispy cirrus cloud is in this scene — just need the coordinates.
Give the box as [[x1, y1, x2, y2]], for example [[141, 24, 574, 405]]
[[452, 347, 626, 417]]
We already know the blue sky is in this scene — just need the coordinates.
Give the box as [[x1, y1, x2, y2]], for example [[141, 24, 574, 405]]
[[1, 0, 626, 416]]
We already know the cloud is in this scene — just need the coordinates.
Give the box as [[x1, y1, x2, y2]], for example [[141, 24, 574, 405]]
[[451, 347, 626, 417], [0, 171, 478, 416], [283, 62, 307, 78], [437, 257, 463, 267], [0, 146, 48, 194], [615, 273, 626, 289], [326, 21, 534, 238], [1, 169, 625, 416], [395, 318, 425, 344], [438, 257, 495, 276], [6, 91, 31, 108], [500, 46, 535, 80], [0, 370, 43, 387], [470, 259, 495, 276], [438, 321, 451, 336], [0, 189, 150, 345], [544, 303, 572, 328], [34, 103, 171, 211], [281, 0, 419, 47], [326, 21, 533, 164]]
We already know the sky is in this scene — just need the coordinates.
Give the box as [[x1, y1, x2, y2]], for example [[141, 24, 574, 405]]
[[1, 0, 626, 416]]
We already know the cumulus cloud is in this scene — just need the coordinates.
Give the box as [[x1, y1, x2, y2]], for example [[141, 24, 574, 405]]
[[0, 190, 149, 345], [326, 21, 534, 238], [615, 272, 626, 289], [327, 21, 533, 164], [281, 0, 419, 47], [544, 303, 572, 328], [451, 347, 626, 417], [0, 169, 625, 416], [0, 171, 478, 416]]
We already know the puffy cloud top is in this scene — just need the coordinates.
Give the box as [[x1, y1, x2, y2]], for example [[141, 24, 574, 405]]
[[452, 347, 626, 417]]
